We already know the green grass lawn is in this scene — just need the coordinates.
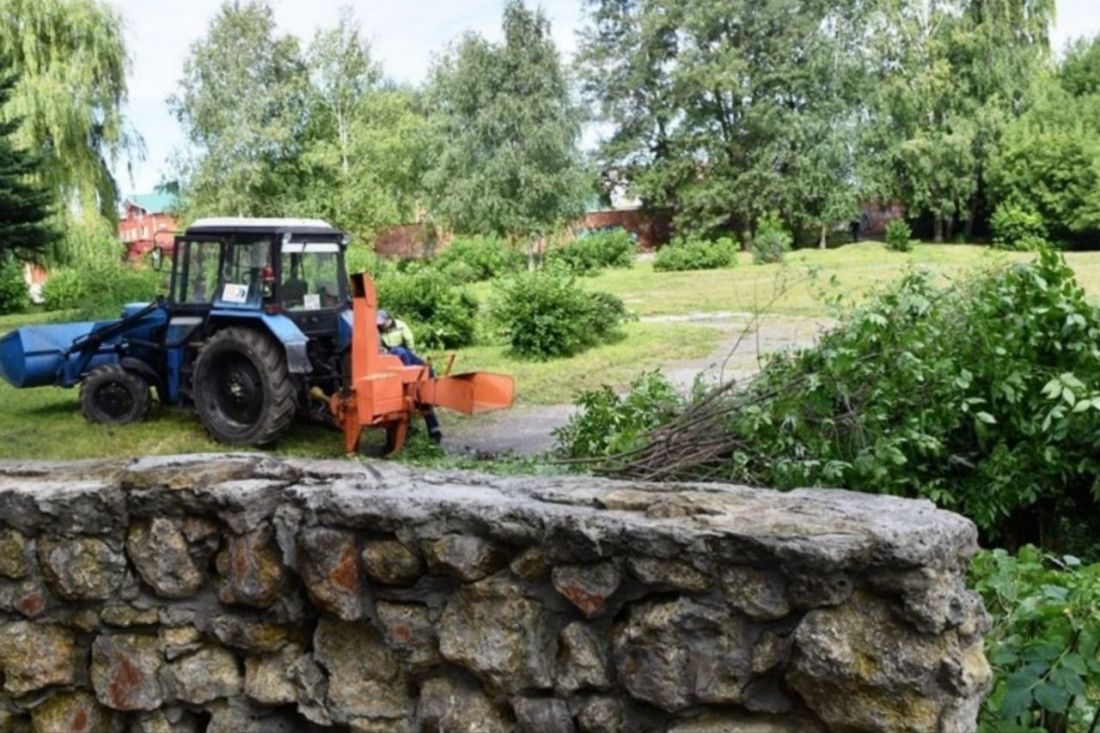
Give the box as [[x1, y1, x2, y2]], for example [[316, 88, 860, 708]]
[[2, 242, 1099, 461]]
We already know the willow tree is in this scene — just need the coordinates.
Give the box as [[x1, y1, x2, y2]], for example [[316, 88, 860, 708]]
[[0, 0, 135, 241]]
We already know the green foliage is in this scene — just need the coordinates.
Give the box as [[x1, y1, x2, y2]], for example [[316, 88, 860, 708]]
[[171, 0, 308, 218], [344, 244, 392, 280], [0, 64, 57, 261], [990, 205, 1049, 251], [0, 257, 27, 314], [545, 229, 635, 275], [752, 216, 792, 265], [885, 219, 914, 252], [423, 0, 587, 238], [653, 237, 737, 272], [375, 268, 478, 349], [987, 80, 1100, 239], [554, 371, 683, 459], [719, 250, 1100, 552], [43, 263, 161, 316], [433, 236, 524, 283], [0, 0, 134, 233], [492, 266, 627, 359], [972, 547, 1100, 733], [1059, 36, 1100, 98]]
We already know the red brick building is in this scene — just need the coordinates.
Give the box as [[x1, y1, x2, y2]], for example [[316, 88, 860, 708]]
[[119, 192, 179, 260]]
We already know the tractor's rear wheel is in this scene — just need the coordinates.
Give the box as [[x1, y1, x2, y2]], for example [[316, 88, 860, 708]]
[[192, 327, 297, 446], [80, 365, 151, 425]]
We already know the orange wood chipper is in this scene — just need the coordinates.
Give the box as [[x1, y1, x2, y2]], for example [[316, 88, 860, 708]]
[[327, 272, 515, 455]]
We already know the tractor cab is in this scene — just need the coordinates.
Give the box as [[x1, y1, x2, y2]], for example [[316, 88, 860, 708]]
[[170, 218, 350, 336]]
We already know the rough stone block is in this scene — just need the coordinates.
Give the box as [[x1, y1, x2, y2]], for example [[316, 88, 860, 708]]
[[360, 539, 422, 586], [0, 529, 30, 579], [375, 601, 442, 673], [417, 676, 510, 733], [37, 536, 127, 601], [216, 524, 285, 608], [29, 691, 113, 733], [0, 621, 76, 696], [424, 535, 508, 582], [314, 617, 411, 723], [91, 634, 162, 711], [439, 574, 554, 693], [552, 562, 622, 618], [297, 528, 362, 621], [166, 645, 242, 705]]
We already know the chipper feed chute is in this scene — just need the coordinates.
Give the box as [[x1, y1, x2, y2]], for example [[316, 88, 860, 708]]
[[330, 273, 515, 455]]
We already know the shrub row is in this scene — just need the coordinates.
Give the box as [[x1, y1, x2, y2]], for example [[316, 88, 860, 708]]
[[654, 237, 738, 271], [0, 257, 27, 315], [43, 264, 162, 316], [546, 229, 636, 274]]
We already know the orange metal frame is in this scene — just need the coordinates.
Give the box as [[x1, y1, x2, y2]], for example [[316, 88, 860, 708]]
[[330, 273, 515, 455]]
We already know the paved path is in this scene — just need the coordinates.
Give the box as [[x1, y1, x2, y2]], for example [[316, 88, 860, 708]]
[[444, 313, 832, 458]]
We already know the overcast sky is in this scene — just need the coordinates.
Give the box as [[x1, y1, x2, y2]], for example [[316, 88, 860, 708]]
[[109, 0, 1100, 197]]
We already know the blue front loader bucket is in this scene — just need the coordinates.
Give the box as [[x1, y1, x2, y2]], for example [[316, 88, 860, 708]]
[[0, 321, 118, 389]]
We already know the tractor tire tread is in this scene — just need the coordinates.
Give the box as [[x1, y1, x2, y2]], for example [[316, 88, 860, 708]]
[[80, 364, 151, 425], [193, 327, 297, 447]]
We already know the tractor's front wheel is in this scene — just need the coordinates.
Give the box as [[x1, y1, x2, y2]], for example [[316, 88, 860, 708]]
[[192, 328, 297, 446], [80, 365, 151, 425]]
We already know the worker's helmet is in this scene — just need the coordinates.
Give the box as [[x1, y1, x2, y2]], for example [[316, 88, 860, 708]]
[[376, 310, 390, 327]]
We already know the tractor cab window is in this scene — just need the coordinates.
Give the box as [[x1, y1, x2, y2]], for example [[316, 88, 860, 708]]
[[281, 242, 344, 310], [179, 240, 222, 304], [219, 239, 273, 306]]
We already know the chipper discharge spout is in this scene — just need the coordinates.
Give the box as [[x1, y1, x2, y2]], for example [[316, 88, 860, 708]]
[[329, 273, 515, 455]]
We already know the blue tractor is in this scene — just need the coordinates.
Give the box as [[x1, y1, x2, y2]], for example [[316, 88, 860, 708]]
[[0, 218, 360, 446]]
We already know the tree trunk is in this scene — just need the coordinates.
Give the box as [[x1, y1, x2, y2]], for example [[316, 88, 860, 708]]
[[945, 216, 955, 243], [819, 224, 828, 249], [741, 222, 753, 251], [933, 214, 944, 244]]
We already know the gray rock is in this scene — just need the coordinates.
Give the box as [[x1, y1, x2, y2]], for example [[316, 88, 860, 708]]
[[513, 697, 575, 733], [510, 546, 550, 581], [244, 643, 304, 706], [314, 617, 411, 723], [0, 529, 30, 579], [556, 622, 609, 694], [612, 596, 752, 712], [625, 557, 709, 591], [416, 675, 511, 733], [0, 575, 48, 618], [216, 524, 286, 608], [297, 528, 362, 621], [0, 621, 76, 696], [552, 563, 621, 618], [439, 574, 555, 693], [29, 691, 114, 733], [424, 535, 508, 582], [128, 708, 203, 733], [91, 634, 163, 711], [666, 712, 823, 733], [126, 518, 205, 599], [200, 613, 301, 654], [575, 697, 624, 733], [361, 539, 423, 586], [37, 536, 127, 601], [166, 645, 242, 705], [720, 566, 790, 620], [375, 601, 443, 673], [787, 592, 991, 733]]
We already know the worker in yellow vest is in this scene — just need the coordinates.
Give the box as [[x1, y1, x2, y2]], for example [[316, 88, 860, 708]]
[[377, 310, 442, 443]]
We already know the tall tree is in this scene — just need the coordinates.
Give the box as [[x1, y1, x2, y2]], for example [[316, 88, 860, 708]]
[[299, 8, 430, 237], [0, 0, 135, 243], [424, 1, 587, 241], [0, 64, 57, 261], [171, 0, 308, 217], [579, 0, 870, 243]]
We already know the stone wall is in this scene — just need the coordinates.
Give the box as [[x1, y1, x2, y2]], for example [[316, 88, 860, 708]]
[[0, 454, 991, 733]]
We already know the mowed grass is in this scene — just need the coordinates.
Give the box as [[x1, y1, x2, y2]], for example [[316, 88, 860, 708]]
[[3, 242, 1100, 461]]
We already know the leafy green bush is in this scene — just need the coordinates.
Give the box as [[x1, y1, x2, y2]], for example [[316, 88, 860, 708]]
[[344, 244, 393, 280], [714, 249, 1100, 553], [376, 268, 478, 349], [990, 205, 1049, 251], [972, 547, 1100, 733], [492, 266, 628, 359], [752, 215, 792, 264], [546, 229, 636, 275], [555, 371, 684, 458], [885, 219, 915, 252], [433, 236, 524, 283], [43, 264, 162, 316], [0, 258, 28, 315], [653, 237, 738, 272]]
